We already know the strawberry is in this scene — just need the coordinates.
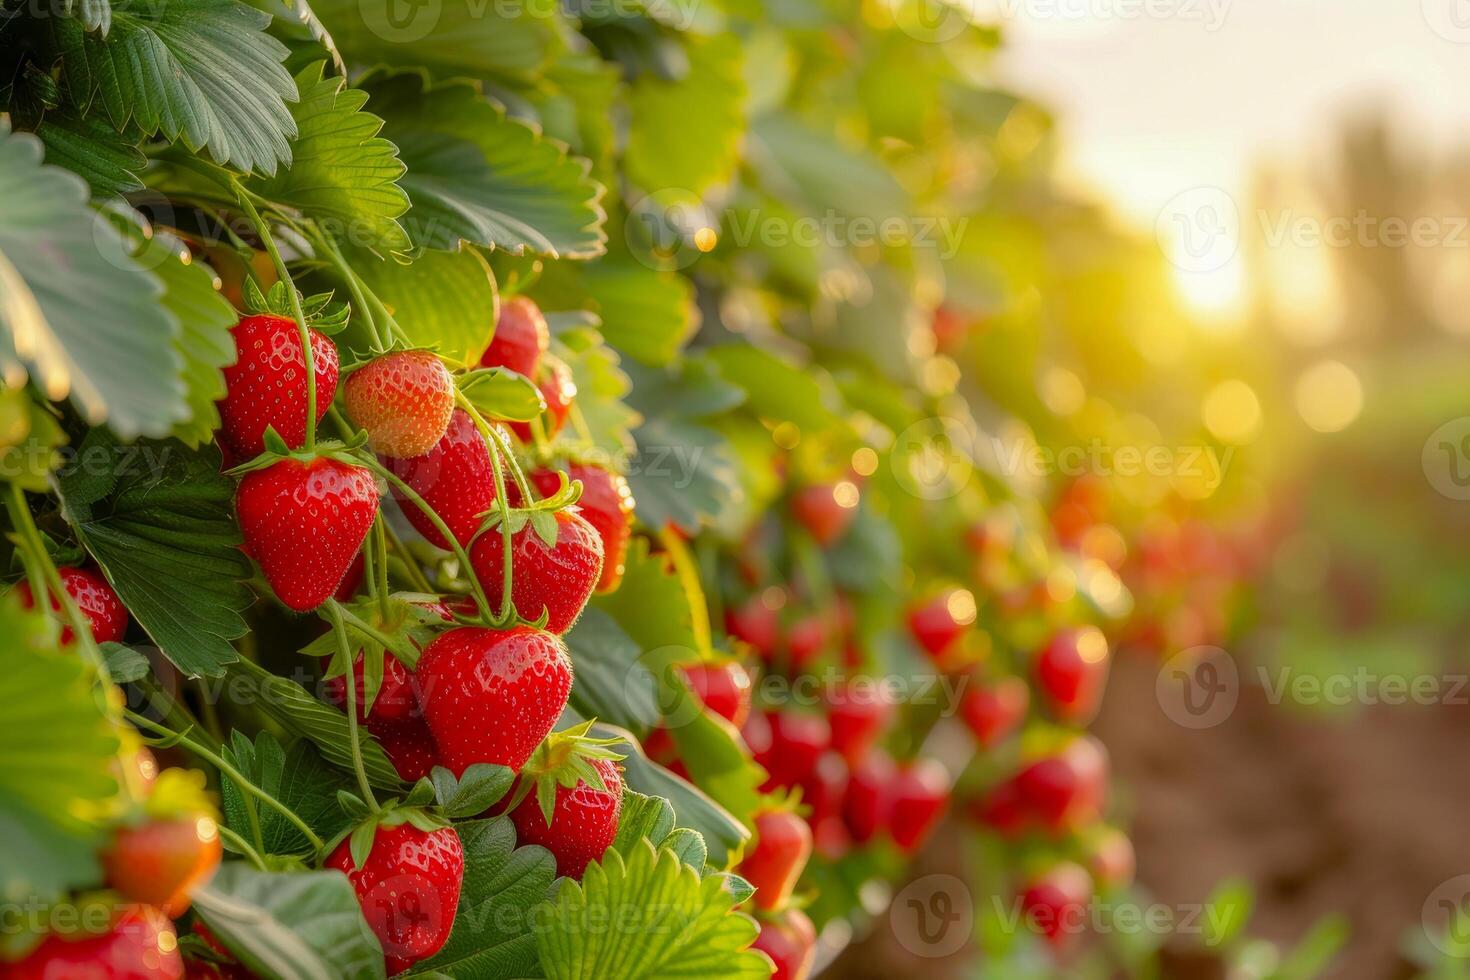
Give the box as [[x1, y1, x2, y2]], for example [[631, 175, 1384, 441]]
[[1014, 735, 1109, 833], [236, 457, 379, 612], [508, 356, 576, 443], [969, 777, 1028, 838], [796, 751, 847, 826], [1084, 826, 1135, 890], [102, 815, 222, 917], [751, 907, 816, 980], [346, 351, 455, 459], [413, 626, 573, 772], [15, 565, 129, 644], [386, 409, 498, 549], [931, 304, 968, 353], [790, 483, 857, 546], [1035, 627, 1111, 726], [334, 551, 366, 601], [748, 710, 829, 791], [907, 590, 973, 663], [841, 750, 893, 844], [811, 816, 852, 861], [740, 808, 813, 911], [726, 595, 780, 659], [369, 717, 441, 783], [326, 821, 464, 974], [510, 753, 624, 880], [785, 614, 826, 670], [824, 682, 893, 763], [889, 758, 949, 853], [680, 661, 753, 728], [218, 313, 338, 459], [8, 905, 183, 980], [1019, 862, 1092, 946], [481, 295, 549, 379], [958, 675, 1029, 748], [469, 508, 603, 634], [323, 652, 417, 725], [530, 464, 634, 593]]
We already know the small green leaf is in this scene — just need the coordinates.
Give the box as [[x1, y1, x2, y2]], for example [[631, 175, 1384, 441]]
[[529, 510, 559, 549], [349, 820, 376, 869], [98, 642, 149, 683], [432, 764, 515, 820], [610, 790, 676, 857], [459, 367, 544, 422], [563, 609, 660, 735], [220, 732, 353, 857], [34, 109, 145, 199]]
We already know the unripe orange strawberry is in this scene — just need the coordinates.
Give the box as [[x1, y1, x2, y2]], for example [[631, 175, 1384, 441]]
[[346, 351, 455, 459]]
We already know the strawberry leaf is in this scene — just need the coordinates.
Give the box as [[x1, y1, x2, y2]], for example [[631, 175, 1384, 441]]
[[431, 764, 514, 820], [563, 608, 660, 735], [338, 245, 498, 369], [529, 510, 559, 549], [220, 731, 354, 858], [459, 367, 545, 423], [609, 789, 676, 857], [625, 32, 746, 196], [348, 820, 377, 869], [34, 108, 145, 199]]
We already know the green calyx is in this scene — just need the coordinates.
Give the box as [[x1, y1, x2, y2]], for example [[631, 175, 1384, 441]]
[[242, 279, 350, 336], [505, 721, 626, 826]]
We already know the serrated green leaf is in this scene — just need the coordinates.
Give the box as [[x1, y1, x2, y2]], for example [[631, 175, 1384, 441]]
[[0, 127, 186, 438], [459, 367, 543, 423], [534, 841, 768, 979], [432, 764, 515, 820], [362, 71, 607, 259], [250, 62, 409, 253], [564, 608, 660, 735], [610, 789, 676, 857], [625, 33, 746, 195], [58, 0, 298, 175], [403, 818, 557, 979], [34, 109, 144, 199], [338, 246, 497, 369], [220, 731, 353, 857], [56, 436, 252, 677], [193, 863, 386, 980], [660, 828, 707, 871], [578, 261, 695, 366]]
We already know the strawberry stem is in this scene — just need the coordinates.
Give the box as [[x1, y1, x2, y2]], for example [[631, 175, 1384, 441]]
[[217, 824, 268, 871], [452, 391, 536, 624], [311, 229, 387, 351], [371, 518, 391, 618], [234, 183, 317, 453], [326, 599, 380, 814]]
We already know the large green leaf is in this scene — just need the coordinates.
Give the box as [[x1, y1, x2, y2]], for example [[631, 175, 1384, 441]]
[[362, 71, 607, 259], [534, 841, 768, 979], [0, 596, 119, 903], [57, 436, 253, 678], [250, 62, 409, 254], [220, 731, 353, 858], [564, 608, 660, 735], [627, 416, 741, 536], [704, 344, 847, 433], [577, 261, 694, 366], [34, 109, 145, 199], [193, 864, 386, 980], [56, 0, 298, 175], [600, 744, 748, 869], [404, 818, 556, 979], [342, 246, 496, 368], [625, 33, 746, 195], [591, 537, 708, 664], [0, 128, 186, 438]]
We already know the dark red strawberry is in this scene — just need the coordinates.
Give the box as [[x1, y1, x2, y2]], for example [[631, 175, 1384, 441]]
[[740, 808, 812, 911], [530, 464, 634, 593], [1014, 735, 1108, 833], [102, 811, 222, 917], [907, 590, 973, 663], [510, 755, 623, 879], [508, 356, 576, 442], [8, 905, 183, 980], [958, 675, 1029, 748], [469, 508, 603, 634], [889, 758, 949, 853], [680, 661, 753, 728], [1019, 862, 1092, 946], [333, 551, 366, 601], [824, 682, 893, 763], [218, 313, 338, 459], [481, 295, 549, 379], [969, 776, 1027, 838], [323, 652, 416, 724], [326, 822, 464, 974], [1035, 627, 1111, 726], [790, 483, 857, 546], [15, 565, 129, 644], [1084, 826, 1135, 890], [386, 409, 498, 549], [752, 907, 816, 980], [726, 594, 780, 659], [841, 750, 893, 844], [236, 457, 379, 612], [413, 626, 573, 773], [369, 716, 441, 783], [346, 350, 455, 459], [748, 710, 829, 791]]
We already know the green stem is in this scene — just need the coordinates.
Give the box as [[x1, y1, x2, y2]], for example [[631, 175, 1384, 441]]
[[125, 709, 325, 853], [7, 485, 105, 674], [235, 185, 317, 453], [311, 229, 385, 351], [218, 825, 268, 871], [372, 519, 391, 618], [454, 392, 524, 623], [325, 600, 379, 813]]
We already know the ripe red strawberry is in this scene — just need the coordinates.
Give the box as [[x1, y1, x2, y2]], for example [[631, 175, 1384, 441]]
[[218, 313, 338, 458], [481, 295, 549, 379], [1084, 827, 1136, 890], [1035, 627, 1111, 726], [1019, 862, 1092, 946], [510, 755, 623, 879], [9, 905, 183, 980], [326, 822, 464, 974], [824, 682, 893, 763], [15, 565, 129, 644], [785, 614, 826, 670], [103, 811, 222, 916], [369, 716, 441, 783], [413, 626, 573, 772], [236, 457, 379, 612], [790, 483, 857, 546], [796, 751, 847, 825], [680, 661, 753, 728], [747, 710, 829, 791], [1014, 735, 1109, 833], [333, 551, 366, 601], [740, 809, 813, 911], [387, 409, 498, 549], [969, 776, 1027, 838], [840, 750, 894, 844], [726, 595, 779, 659], [346, 351, 455, 459], [752, 907, 816, 980], [530, 464, 634, 593], [958, 675, 1030, 748], [907, 590, 973, 663], [811, 816, 851, 860], [508, 356, 576, 442], [469, 508, 603, 634], [323, 652, 416, 724], [889, 759, 949, 853]]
